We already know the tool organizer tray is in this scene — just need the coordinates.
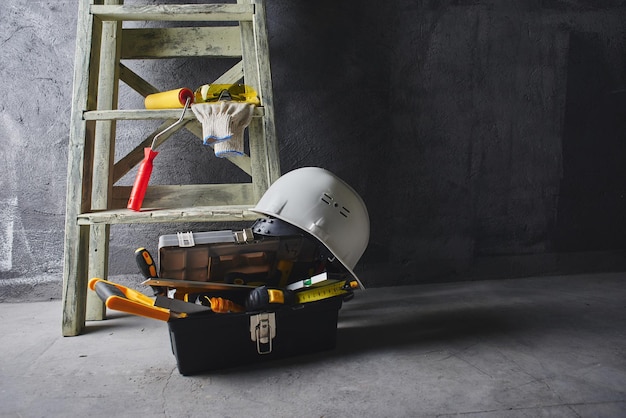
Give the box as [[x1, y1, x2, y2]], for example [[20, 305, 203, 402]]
[[168, 296, 343, 375]]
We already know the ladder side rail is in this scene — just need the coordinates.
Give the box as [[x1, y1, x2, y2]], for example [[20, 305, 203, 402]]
[[87, 0, 124, 320], [238, 0, 269, 201], [62, 0, 100, 336], [251, 0, 280, 184]]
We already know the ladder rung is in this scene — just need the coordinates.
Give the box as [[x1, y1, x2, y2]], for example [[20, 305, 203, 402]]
[[110, 184, 255, 210], [77, 205, 259, 225], [122, 27, 242, 59], [91, 4, 254, 22], [83, 108, 264, 121]]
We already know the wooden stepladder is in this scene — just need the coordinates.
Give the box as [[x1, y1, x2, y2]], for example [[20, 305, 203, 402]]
[[62, 0, 280, 336]]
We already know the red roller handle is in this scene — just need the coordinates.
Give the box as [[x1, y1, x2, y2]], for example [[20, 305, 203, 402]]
[[127, 148, 159, 211]]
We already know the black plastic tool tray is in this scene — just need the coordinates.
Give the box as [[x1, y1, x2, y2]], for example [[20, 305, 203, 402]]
[[168, 296, 344, 375]]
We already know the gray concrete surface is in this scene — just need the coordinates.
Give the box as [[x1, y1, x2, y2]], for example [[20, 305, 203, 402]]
[[1, 272, 624, 417]]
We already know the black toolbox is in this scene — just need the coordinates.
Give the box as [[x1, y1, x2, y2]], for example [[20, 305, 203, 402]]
[[155, 229, 347, 375], [168, 296, 343, 375]]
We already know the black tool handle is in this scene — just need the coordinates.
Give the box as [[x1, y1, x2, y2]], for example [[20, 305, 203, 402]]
[[246, 286, 297, 311], [93, 280, 126, 303]]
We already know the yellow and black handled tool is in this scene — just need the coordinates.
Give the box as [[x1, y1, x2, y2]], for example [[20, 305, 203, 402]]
[[89, 278, 174, 322], [135, 247, 167, 296], [89, 278, 243, 321], [135, 247, 158, 279]]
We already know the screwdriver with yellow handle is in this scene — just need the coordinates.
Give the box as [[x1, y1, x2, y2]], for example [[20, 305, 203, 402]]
[[245, 279, 359, 311], [135, 247, 158, 279], [135, 247, 168, 296]]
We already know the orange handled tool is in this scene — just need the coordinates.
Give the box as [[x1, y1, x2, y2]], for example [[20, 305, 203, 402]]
[[89, 278, 218, 321], [135, 247, 158, 279], [127, 97, 191, 211], [202, 296, 245, 313], [89, 278, 173, 321]]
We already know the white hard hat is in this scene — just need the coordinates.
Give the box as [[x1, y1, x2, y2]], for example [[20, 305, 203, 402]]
[[252, 167, 370, 287]]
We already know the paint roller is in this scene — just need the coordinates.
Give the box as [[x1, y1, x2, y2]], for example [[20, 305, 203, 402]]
[[127, 97, 191, 211]]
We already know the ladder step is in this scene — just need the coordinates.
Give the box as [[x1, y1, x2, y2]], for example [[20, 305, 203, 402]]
[[77, 205, 259, 225], [83, 108, 265, 121], [91, 4, 254, 22], [110, 184, 256, 210], [122, 27, 242, 59]]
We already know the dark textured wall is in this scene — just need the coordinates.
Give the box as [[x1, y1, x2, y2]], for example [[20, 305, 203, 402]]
[[0, 0, 625, 298], [269, 0, 626, 285]]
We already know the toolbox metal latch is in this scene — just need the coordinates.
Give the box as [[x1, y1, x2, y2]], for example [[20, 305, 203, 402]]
[[235, 228, 255, 244], [250, 312, 276, 354]]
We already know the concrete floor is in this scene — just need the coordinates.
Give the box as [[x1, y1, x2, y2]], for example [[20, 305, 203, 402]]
[[0, 273, 625, 418]]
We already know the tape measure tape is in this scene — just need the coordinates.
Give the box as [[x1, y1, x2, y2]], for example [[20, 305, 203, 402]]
[[246, 279, 358, 311], [294, 280, 357, 303]]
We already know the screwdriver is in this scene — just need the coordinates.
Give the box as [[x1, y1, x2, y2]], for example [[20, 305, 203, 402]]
[[200, 296, 246, 313], [135, 247, 166, 296], [135, 247, 158, 278]]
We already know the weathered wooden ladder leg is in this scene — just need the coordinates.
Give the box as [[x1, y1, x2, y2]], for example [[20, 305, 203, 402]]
[[62, 0, 99, 336], [62, 0, 280, 335], [86, 0, 123, 321], [239, 0, 281, 201]]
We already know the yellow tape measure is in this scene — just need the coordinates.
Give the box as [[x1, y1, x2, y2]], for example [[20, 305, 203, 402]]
[[294, 280, 358, 303], [247, 279, 359, 311]]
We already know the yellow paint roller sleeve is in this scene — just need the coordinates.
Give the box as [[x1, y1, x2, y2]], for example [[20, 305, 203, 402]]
[[145, 88, 194, 109]]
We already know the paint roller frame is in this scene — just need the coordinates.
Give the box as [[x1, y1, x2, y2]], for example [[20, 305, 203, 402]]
[[150, 96, 192, 149], [127, 97, 192, 212]]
